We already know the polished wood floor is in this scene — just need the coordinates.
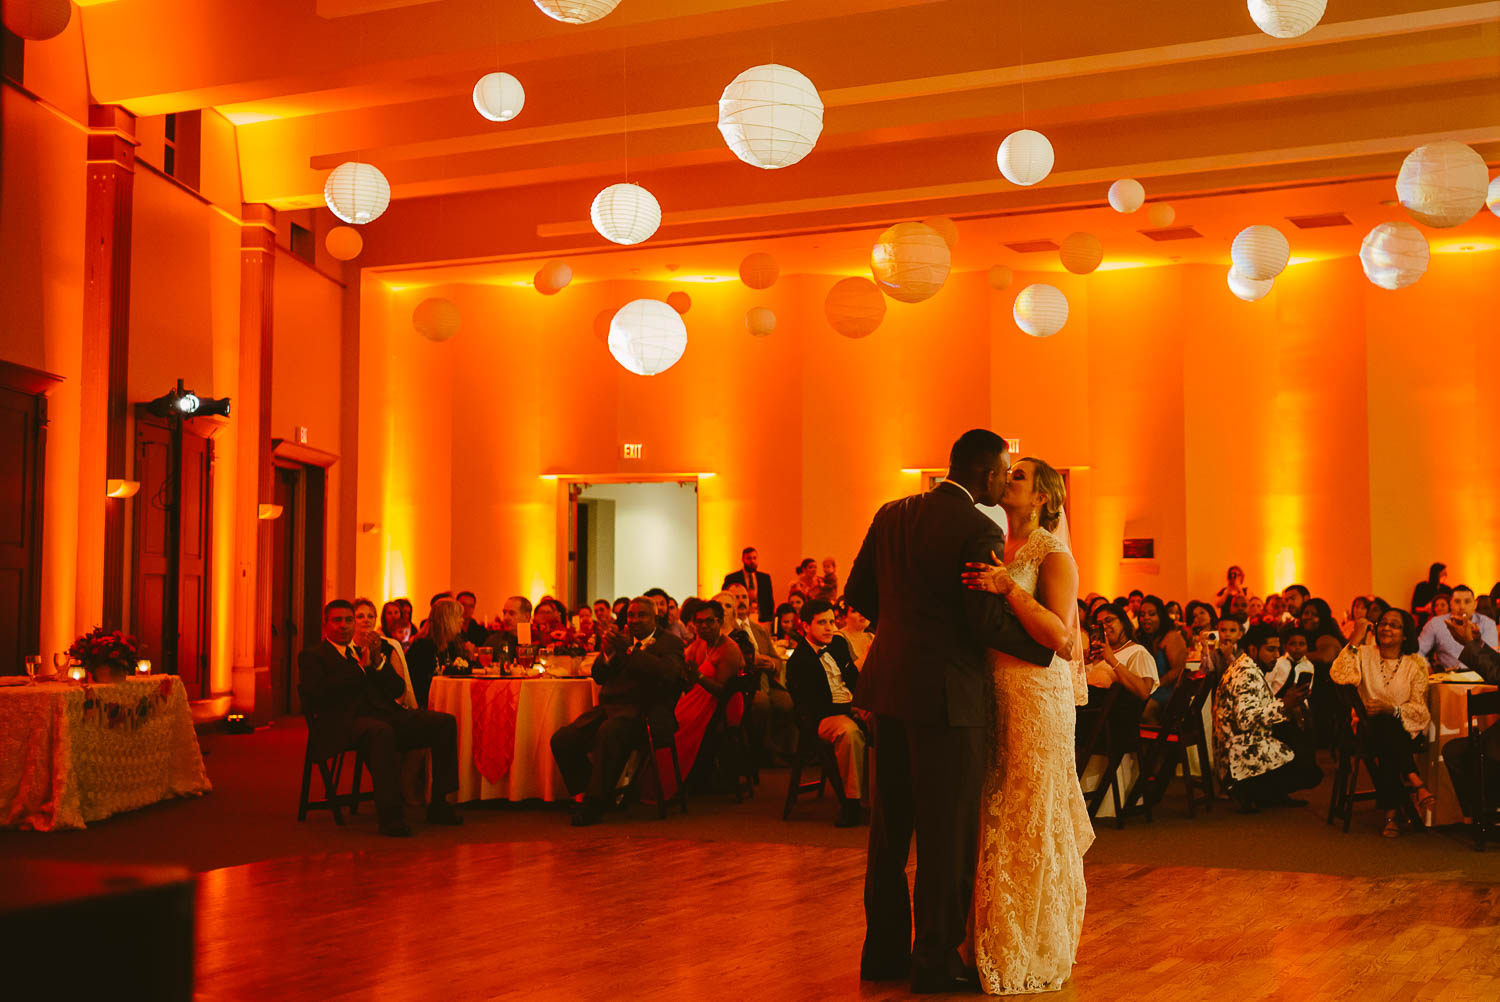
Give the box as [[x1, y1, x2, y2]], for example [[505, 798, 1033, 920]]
[[195, 837, 1500, 1001]]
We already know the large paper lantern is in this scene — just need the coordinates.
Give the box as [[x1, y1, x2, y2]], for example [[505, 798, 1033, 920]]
[[1247, 0, 1326, 39], [1013, 284, 1068, 338], [1059, 232, 1103, 275], [534, 260, 572, 295], [987, 265, 1014, 291], [325, 226, 363, 261], [922, 216, 959, 249], [590, 183, 660, 245], [666, 291, 692, 315], [1147, 203, 1175, 228], [996, 129, 1054, 186], [609, 300, 687, 376], [1489, 176, 1500, 218], [324, 162, 391, 225], [717, 64, 824, 170], [413, 298, 460, 342], [870, 222, 951, 303], [473, 72, 525, 122], [3, 0, 71, 40], [533, 0, 620, 23], [1231, 225, 1290, 280], [739, 252, 779, 289], [746, 307, 777, 337], [825, 278, 886, 338], [1108, 179, 1145, 213], [1227, 268, 1273, 302], [1359, 222, 1429, 290], [1396, 141, 1489, 228]]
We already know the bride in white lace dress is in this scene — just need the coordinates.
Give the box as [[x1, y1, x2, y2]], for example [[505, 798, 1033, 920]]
[[961, 456, 1094, 994]]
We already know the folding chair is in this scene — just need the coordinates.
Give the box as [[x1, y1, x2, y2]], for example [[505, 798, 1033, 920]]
[[1326, 684, 1421, 832], [296, 712, 374, 824], [1076, 685, 1146, 828], [1124, 670, 1214, 819]]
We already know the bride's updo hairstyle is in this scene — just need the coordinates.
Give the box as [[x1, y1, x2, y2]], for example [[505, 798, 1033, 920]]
[[1022, 457, 1067, 532]]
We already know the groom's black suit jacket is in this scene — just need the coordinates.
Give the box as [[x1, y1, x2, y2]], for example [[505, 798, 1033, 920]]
[[846, 481, 1053, 728]]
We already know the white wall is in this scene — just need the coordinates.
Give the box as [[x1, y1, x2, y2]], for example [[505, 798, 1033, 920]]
[[579, 482, 698, 602]]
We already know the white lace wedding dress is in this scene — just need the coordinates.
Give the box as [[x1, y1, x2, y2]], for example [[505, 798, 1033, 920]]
[[969, 527, 1094, 994]]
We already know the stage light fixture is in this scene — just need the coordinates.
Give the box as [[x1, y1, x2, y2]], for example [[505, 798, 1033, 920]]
[[146, 381, 231, 420]]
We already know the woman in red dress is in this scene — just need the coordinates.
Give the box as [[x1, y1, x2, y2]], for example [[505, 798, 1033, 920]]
[[662, 599, 745, 798]]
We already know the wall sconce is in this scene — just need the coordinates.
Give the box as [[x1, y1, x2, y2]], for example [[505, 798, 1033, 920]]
[[106, 479, 141, 498], [360, 522, 381, 534], [257, 504, 284, 520]]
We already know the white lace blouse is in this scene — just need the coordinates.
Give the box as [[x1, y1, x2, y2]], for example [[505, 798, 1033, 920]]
[[1329, 644, 1430, 737]]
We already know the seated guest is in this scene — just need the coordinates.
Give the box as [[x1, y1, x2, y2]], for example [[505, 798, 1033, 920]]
[[355, 598, 417, 709], [457, 591, 491, 646], [1281, 584, 1310, 623], [664, 594, 692, 643], [406, 599, 470, 708], [838, 605, 875, 669], [592, 598, 613, 626], [1430, 591, 1453, 622], [644, 588, 672, 631], [1126, 589, 1144, 626], [785, 600, 868, 827], [396, 598, 416, 647], [1139, 596, 1188, 719], [485, 595, 533, 657], [1084, 602, 1157, 701], [550, 597, 687, 826], [1339, 596, 1370, 641], [1212, 624, 1318, 811], [575, 603, 600, 652], [789, 558, 821, 604], [417, 590, 453, 636], [1261, 592, 1287, 625], [611, 597, 630, 628], [1246, 596, 1264, 623], [816, 557, 839, 602], [728, 586, 797, 763], [787, 590, 806, 619], [772, 601, 801, 649], [1165, 600, 1184, 627], [1418, 584, 1497, 669], [1265, 626, 1313, 696], [1298, 598, 1342, 645], [1440, 616, 1500, 819], [380, 600, 414, 651], [532, 598, 567, 642], [299, 600, 461, 836], [723, 546, 775, 623], [1184, 600, 1216, 638], [1332, 610, 1434, 837], [668, 599, 746, 795]]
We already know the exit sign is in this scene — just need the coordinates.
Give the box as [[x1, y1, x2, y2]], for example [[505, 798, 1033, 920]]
[[622, 443, 643, 460], [1006, 437, 1021, 454]]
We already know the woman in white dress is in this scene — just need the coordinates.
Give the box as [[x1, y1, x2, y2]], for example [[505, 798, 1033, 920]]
[[961, 457, 1094, 994]]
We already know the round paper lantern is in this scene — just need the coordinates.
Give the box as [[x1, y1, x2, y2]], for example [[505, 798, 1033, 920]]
[[1231, 224, 1290, 280], [1013, 284, 1068, 338], [590, 182, 660, 245], [1247, 0, 1326, 39], [870, 222, 951, 303], [472, 72, 525, 122], [996, 129, 1054, 187], [592, 309, 613, 345], [1489, 176, 1500, 218], [324, 162, 391, 225], [922, 216, 959, 249], [534, 260, 572, 295], [718, 64, 824, 170], [1059, 232, 1103, 275], [665, 291, 691, 315], [746, 307, 777, 337], [532, 0, 620, 23], [1396, 141, 1489, 228], [987, 265, 1014, 291], [1147, 203, 1175, 228], [739, 252, 779, 289], [608, 300, 687, 376], [3, 0, 71, 40], [413, 298, 460, 342], [325, 226, 363, 261], [1108, 178, 1145, 213], [825, 278, 886, 338], [1359, 222, 1430, 290], [1227, 268, 1273, 302]]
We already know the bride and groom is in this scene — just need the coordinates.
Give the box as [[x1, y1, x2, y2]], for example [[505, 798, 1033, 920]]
[[845, 429, 1092, 995]]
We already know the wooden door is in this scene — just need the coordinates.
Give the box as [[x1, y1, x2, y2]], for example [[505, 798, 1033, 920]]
[[0, 375, 49, 673], [176, 430, 212, 693], [132, 420, 172, 671], [269, 466, 298, 715]]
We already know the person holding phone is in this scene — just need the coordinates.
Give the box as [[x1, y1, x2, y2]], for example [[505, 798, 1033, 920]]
[[1212, 624, 1319, 812], [1265, 626, 1313, 696], [1084, 603, 1157, 701]]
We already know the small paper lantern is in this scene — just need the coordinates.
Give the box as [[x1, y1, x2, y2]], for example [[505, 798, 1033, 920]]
[[1227, 267, 1273, 302], [324, 162, 391, 225], [739, 252, 779, 289], [746, 307, 777, 337], [922, 216, 959, 249], [718, 64, 824, 170], [592, 309, 613, 345], [413, 298, 460, 342], [325, 226, 363, 261], [1230, 224, 1290, 280], [590, 183, 661, 245], [996, 129, 1054, 186], [608, 300, 687, 376], [1247, 0, 1326, 39], [534, 260, 572, 295], [473, 72, 525, 122], [1013, 284, 1068, 338], [870, 222, 951, 303], [3, 0, 71, 40], [1489, 176, 1500, 218], [1147, 203, 1175, 228], [1396, 141, 1489, 228], [533, 0, 620, 23], [1108, 179, 1145, 213], [1359, 222, 1430, 290], [1059, 232, 1103, 275], [825, 278, 886, 338], [666, 291, 692, 315], [987, 265, 1014, 291]]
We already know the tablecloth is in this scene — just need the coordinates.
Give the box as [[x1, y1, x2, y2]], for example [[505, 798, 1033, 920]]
[[1423, 680, 1499, 826]]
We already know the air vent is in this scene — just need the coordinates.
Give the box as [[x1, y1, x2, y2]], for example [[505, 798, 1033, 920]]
[[1287, 212, 1351, 229], [1003, 239, 1060, 253], [1140, 226, 1203, 242]]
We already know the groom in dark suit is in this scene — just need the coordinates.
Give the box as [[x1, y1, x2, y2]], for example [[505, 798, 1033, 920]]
[[847, 429, 1053, 993]]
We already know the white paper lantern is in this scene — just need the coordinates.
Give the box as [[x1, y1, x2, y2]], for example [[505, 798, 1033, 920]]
[[1396, 141, 1489, 228], [746, 307, 777, 337], [3, 0, 71, 40], [718, 64, 824, 170], [1147, 203, 1175, 228], [825, 278, 886, 338], [1247, 0, 1326, 39], [870, 222, 951, 303], [590, 182, 660, 245], [1227, 268, 1273, 302], [1359, 222, 1430, 291], [609, 300, 687, 376], [1013, 285, 1068, 337], [324, 162, 391, 225], [996, 129, 1054, 186], [533, 0, 620, 24], [739, 252, 779, 289], [1108, 179, 1145, 213], [1230, 225, 1290, 280], [534, 260, 572, 295], [922, 216, 959, 248], [1059, 232, 1103, 275], [987, 265, 1014, 291], [473, 72, 525, 122], [1489, 176, 1500, 218], [413, 298, 460, 342], [325, 226, 363, 261]]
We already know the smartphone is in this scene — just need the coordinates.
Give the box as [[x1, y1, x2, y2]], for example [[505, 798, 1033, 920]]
[[1088, 625, 1105, 646], [1294, 667, 1313, 687]]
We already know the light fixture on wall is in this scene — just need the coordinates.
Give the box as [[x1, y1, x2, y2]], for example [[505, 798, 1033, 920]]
[[106, 479, 141, 499], [146, 380, 231, 419], [257, 504, 284, 521], [361, 522, 382, 533], [717, 64, 824, 170]]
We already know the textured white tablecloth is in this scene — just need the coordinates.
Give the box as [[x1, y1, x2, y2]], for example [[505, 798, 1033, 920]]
[[1424, 680, 1499, 826], [0, 675, 211, 830]]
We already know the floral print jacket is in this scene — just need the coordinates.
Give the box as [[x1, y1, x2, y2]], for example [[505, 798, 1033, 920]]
[[1212, 655, 1294, 783]]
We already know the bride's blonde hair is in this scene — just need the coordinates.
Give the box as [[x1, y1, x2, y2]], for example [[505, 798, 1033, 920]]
[[1022, 457, 1067, 532]]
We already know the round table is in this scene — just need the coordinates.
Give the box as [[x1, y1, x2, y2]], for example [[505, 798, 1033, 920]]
[[1423, 678, 1499, 826], [428, 675, 598, 803]]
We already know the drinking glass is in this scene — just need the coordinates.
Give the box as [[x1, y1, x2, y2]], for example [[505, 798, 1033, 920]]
[[52, 653, 69, 678], [24, 655, 41, 681], [477, 647, 493, 670]]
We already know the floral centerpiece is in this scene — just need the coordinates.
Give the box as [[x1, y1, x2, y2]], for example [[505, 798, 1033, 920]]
[[539, 626, 591, 656], [67, 627, 143, 682]]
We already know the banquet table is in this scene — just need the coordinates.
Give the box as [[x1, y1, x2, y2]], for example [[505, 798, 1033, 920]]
[[1422, 677, 1498, 826], [0, 675, 212, 831], [428, 674, 599, 803]]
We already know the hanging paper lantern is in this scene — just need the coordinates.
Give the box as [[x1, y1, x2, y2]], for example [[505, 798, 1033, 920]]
[[987, 265, 1014, 291], [1396, 141, 1489, 228], [1059, 232, 1103, 275], [1147, 203, 1175, 228], [413, 298, 460, 342], [739, 253, 779, 289], [473, 72, 525, 122], [609, 300, 687, 376], [922, 216, 959, 249], [1227, 268, 1273, 302], [1231, 225, 1290, 280], [1359, 222, 1430, 291], [1013, 284, 1068, 338], [324, 162, 391, 225], [532, 0, 620, 24], [325, 226, 363, 261], [996, 129, 1054, 186], [746, 307, 777, 337], [3, 0, 71, 41], [534, 260, 572, 295], [1108, 179, 1145, 213], [870, 222, 951, 303], [1247, 0, 1326, 39], [592, 309, 613, 345], [825, 278, 886, 338], [717, 64, 824, 170], [665, 291, 692, 315], [590, 182, 660, 245], [1489, 176, 1500, 218]]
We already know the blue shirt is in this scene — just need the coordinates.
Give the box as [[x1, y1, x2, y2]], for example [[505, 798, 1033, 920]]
[[1418, 613, 1499, 669]]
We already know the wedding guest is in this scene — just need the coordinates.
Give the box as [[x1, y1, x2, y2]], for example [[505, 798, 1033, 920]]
[[838, 605, 875, 668], [1262, 592, 1287, 624], [1298, 598, 1342, 644], [1419, 584, 1497, 668], [1247, 596, 1265, 623], [532, 598, 566, 639], [486, 595, 533, 656], [644, 588, 673, 633], [1085, 603, 1157, 701], [664, 594, 692, 643], [1139, 595, 1187, 718], [723, 546, 775, 623], [593, 599, 613, 625], [1220, 592, 1250, 626], [575, 604, 601, 652], [380, 600, 414, 651], [1431, 592, 1452, 621], [1307, 631, 1346, 746], [1339, 596, 1371, 640], [1281, 584, 1309, 621], [1185, 600, 1216, 636], [355, 599, 417, 709], [611, 597, 630, 628], [786, 600, 867, 827], [1362, 597, 1391, 641], [817, 558, 840, 602], [405, 598, 471, 708], [1264, 626, 1312, 697], [773, 602, 801, 649], [418, 591, 453, 635], [1212, 624, 1318, 811], [728, 586, 797, 762], [787, 558, 821, 604], [396, 598, 415, 644], [1126, 590, 1144, 626], [1439, 616, 1500, 819], [1216, 565, 1248, 602], [788, 590, 806, 618], [456, 591, 489, 646], [668, 599, 746, 795], [1165, 600, 1184, 627], [1411, 562, 1448, 617]]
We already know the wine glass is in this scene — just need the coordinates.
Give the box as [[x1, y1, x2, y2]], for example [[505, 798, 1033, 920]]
[[24, 655, 41, 682], [52, 653, 69, 679]]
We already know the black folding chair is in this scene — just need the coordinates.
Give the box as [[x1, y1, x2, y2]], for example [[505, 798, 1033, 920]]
[[712, 673, 761, 802], [1326, 684, 1421, 832], [782, 707, 864, 821], [1124, 670, 1214, 819], [627, 713, 688, 819], [296, 711, 374, 824], [1464, 688, 1500, 851], [1076, 685, 1146, 827]]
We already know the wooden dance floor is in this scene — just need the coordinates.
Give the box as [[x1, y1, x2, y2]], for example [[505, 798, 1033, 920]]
[[195, 838, 1500, 1001]]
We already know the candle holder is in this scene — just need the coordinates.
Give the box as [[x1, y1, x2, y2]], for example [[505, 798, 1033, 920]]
[[67, 664, 88, 683], [136, 659, 152, 675]]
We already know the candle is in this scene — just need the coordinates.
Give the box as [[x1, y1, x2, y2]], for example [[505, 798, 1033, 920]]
[[136, 659, 152, 675], [67, 665, 87, 682]]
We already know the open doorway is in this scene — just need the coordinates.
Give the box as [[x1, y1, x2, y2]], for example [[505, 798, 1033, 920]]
[[571, 481, 698, 610]]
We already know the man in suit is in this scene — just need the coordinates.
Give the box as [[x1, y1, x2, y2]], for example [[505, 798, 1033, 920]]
[[1440, 616, 1500, 818], [550, 597, 687, 826], [846, 429, 1053, 994], [727, 583, 798, 762], [723, 546, 774, 623], [786, 599, 868, 827], [299, 599, 462, 837]]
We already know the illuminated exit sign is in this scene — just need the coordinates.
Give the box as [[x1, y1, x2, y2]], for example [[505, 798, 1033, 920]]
[[622, 443, 643, 460], [1006, 438, 1020, 454]]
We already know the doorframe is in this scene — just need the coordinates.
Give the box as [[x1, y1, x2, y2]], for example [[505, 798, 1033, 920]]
[[0, 361, 61, 669], [271, 440, 334, 716]]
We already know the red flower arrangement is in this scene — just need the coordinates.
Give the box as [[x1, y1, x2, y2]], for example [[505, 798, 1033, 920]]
[[67, 626, 143, 674]]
